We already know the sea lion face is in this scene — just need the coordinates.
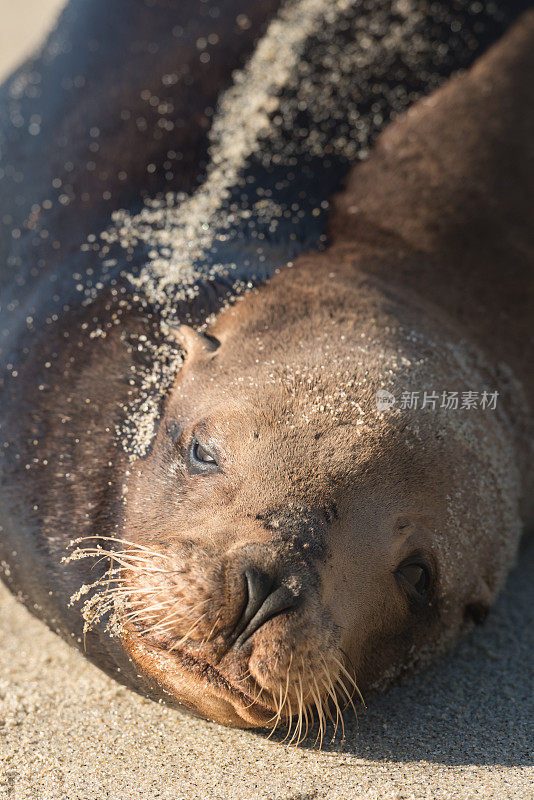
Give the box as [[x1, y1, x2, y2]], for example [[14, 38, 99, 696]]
[[117, 283, 518, 731]]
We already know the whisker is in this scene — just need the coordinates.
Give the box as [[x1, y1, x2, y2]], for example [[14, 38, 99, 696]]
[[321, 656, 344, 742], [137, 598, 208, 636], [335, 653, 365, 707], [281, 652, 292, 718], [289, 668, 304, 746], [335, 673, 358, 722], [120, 602, 172, 624], [168, 613, 209, 650], [280, 696, 293, 745], [243, 679, 266, 711], [312, 674, 327, 749], [67, 535, 168, 558], [200, 612, 221, 646], [302, 689, 311, 742], [266, 685, 284, 740]]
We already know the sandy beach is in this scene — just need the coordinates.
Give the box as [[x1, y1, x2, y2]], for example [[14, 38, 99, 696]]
[[0, 3, 533, 799], [0, 0, 65, 82]]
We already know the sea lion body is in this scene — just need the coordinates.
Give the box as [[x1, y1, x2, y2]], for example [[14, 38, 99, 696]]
[[0, 1, 533, 732]]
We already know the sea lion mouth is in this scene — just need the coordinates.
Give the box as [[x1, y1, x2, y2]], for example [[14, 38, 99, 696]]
[[168, 644, 275, 718], [122, 627, 276, 727]]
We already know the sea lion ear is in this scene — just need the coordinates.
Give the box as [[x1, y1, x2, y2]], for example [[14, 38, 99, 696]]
[[464, 602, 490, 625], [464, 578, 493, 626], [169, 324, 221, 358]]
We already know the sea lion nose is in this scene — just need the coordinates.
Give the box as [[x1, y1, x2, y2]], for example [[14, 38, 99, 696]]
[[232, 568, 299, 648]]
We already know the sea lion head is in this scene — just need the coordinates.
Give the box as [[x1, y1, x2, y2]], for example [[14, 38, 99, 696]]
[[115, 269, 520, 732]]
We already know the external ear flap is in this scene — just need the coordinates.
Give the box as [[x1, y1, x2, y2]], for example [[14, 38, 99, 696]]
[[464, 601, 490, 626], [464, 578, 492, 626], [169, 324, 220, 358]]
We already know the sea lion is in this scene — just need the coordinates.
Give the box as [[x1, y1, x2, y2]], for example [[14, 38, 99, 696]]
[[0, 1, 532, 737]]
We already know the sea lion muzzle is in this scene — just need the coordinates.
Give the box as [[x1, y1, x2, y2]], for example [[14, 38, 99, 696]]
[[112, 525, 344, 732]]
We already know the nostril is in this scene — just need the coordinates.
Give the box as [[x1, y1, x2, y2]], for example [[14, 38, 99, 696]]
[[233, 569, 299, 648], [232, 569, 272, 642]]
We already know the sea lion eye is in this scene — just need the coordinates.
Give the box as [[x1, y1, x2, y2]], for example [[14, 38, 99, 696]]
[[395, 559, 431, 601], [189, 437, 219, 472]]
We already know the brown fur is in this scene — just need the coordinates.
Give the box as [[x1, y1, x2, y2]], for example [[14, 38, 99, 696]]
[[116, 16, 533, 728]]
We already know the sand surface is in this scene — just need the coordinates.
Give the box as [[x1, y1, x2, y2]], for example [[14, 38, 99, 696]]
[[0, 0, 65, 82], [0, 4, 533, 799]]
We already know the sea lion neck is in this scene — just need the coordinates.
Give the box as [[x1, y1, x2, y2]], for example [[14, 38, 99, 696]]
[[326, 16, 534, 397]]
